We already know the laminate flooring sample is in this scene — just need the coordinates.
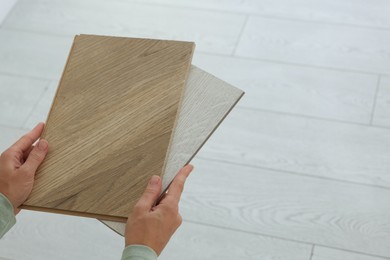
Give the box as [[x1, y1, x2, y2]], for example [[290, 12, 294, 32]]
[[22, 34, 195, 222], [101, 65, 244, 235]]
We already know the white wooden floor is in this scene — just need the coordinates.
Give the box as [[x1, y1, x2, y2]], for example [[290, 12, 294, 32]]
[[0, 0, 390, 259]]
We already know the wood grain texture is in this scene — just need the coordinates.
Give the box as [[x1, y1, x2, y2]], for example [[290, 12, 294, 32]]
[[162, 66, 244, 190], [22, 34, 195, 221], [193, 53, 378, 124], [159, 221, 312, 260], [0, 210, 311, 260], [235, 16, 390, 74], [180, 158, 390, 258], [0, 211, 123, 260], [373, 76, 390, 128], [103, 220, 312, 260], [312, 246, 390, 260], [125, 0, 390, 29], [198, 108, 390, 188], [101, 65, 244, 235], [3, 0, 246, 55]]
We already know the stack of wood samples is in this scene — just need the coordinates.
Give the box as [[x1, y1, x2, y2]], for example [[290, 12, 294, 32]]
[[22, 34, 244, 224]]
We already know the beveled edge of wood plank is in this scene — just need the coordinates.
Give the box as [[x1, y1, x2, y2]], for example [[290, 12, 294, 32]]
[[77, 33, 197, 46], [160, 43, 196, 180], [20, 204, 128, 223], [157, 65, 245, 203]]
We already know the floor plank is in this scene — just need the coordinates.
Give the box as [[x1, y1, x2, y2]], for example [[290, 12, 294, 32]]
[[0, 29, 72, 79], [1, 29, 378, 126], [0, 73, 49, 128], [124, 0, 390, 30], [0, 211, 124, 260], [0, 0, 17, 25], [1, 0, 389, 259], [0, 210, 312, 260], [197, 107, 390, 188], [0, 125, 26, 153], [181, 158, 390, 258], [373, 76, 390, 127], [235, 16, 390, 74], [24, 81, 58, 130], [312, 246, 390, 260], [193, 53, 378, 124], [160, 221, 312, 260], [3, 0, 246, 55]]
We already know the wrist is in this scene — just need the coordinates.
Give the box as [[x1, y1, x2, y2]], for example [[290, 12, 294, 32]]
[[0, 191, 17, 213]]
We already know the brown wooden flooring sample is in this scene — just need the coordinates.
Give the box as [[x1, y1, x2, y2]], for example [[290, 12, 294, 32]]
[[22, 34, 195, 222]]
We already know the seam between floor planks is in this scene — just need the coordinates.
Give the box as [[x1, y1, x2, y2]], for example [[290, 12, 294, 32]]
[[1, 25, 390, 77], [184, 219, 390, 260], [370, 76, 382, 125], [231, 15, 249, 56], [197, 156, 390, 191], [309, 245, 315, 260], [108, 1, 390, 32], [200, 51, 390, 77], [20, 80, 51, 127], [238, 106, 390, 131], [1, 65, 390, 131], [1, 124, 389, 193]]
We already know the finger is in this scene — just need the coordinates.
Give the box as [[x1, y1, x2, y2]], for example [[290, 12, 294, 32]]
[[11, 123, 45, 153], [23, 145, 35, 161], [20, 139, 49, 175], [166, 164, 193, 201], [135, 175, 162, 213]]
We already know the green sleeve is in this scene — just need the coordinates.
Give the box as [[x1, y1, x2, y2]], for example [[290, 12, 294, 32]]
[[0, 193, 16, 238], [121, 245, 158, 260]]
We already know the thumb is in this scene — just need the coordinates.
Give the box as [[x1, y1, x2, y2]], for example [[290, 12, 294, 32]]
[[21, 139, 48, 174], [135, 175, 161, 213]]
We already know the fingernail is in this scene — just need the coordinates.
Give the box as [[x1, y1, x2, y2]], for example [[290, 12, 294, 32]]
[[150, 175, 159, 185], [38, 139, 48, 151]]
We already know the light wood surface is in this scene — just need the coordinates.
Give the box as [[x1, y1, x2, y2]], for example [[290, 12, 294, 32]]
[[0, 74, 49, 128], [193, 53, 379, 124], [161, 66, 244, 191], [1, 0, 390, 259], [180, 158, 390, 258], [159, 221, 312, 260], [312, 246, 389, 260], [124, 0, 390, 30], [373, 76, 390, 127], [235, 16, 390, 75], [199, 108, 390, 188], [101, 66, 244, 235], [3, 0, 245, 55], [22, 34, 195, 221]]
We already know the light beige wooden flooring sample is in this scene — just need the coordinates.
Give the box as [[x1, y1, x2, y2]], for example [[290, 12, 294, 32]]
[[22, 34, 195, 222], [101, 65, 244, 235]]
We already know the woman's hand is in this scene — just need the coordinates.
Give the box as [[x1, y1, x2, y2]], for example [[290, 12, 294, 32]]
[[125, 165, 193, 256], [0, 123, 48, 214]]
